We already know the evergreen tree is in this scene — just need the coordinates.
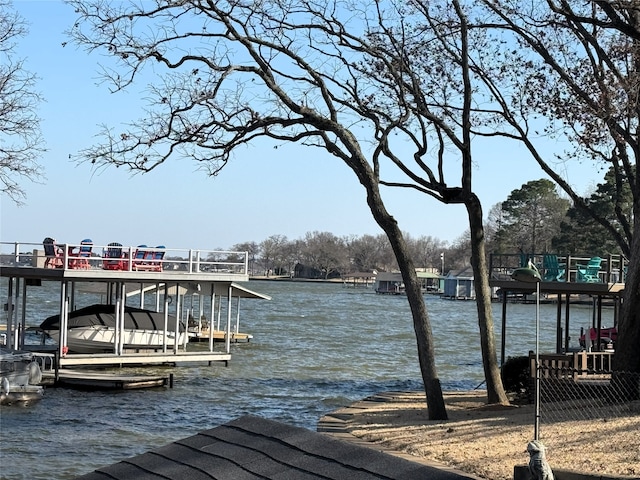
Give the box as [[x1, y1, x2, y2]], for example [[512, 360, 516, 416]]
[[494, 179, 570, 254]]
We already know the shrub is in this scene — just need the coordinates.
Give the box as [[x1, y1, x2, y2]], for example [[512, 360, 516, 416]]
[[501, 355, 531, 403]]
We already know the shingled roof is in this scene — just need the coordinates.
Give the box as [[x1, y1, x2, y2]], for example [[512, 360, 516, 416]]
[[75, 415, 477, 480]]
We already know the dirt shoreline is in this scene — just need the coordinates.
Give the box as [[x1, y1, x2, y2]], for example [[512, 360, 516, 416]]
[[340, 390, 640, 480]]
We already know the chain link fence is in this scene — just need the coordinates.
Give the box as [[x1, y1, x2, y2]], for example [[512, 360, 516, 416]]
[[502, 354, 640, 476], [536, 363, 640, 475], [529, 352, 640, 423], [539, 367, 640, 423]]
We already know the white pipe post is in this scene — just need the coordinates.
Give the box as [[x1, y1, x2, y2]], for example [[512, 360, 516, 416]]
[[235, 296, 241, 335], [163, 284, 169, 353], [20, 280, 27, 349], [114, 295, 120, 355], [61, 283, 69, 357], [174, 284, 181, 354], [534, 280, 541, 441], [225, 285, 232, 354], [209, 290, 215, 352]]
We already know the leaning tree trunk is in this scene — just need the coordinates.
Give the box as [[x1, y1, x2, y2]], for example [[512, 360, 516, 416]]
[[394, 233, 448, 419], [466, 195, 509, 405], [363, 180, 448, 420]]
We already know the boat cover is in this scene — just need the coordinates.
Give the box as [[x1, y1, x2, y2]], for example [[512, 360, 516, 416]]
[[39, 304, 184, 332]]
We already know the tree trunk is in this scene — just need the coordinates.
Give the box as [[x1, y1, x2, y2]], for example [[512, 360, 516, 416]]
[[399, 245, 448, 420], [363, 177, 448, 420], [614, 8, 640, 379], [466, 195, 509, 405], [614, 215, 640, 377]]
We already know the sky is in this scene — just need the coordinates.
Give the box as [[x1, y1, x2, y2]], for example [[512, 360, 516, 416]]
[[0, 1, 606, 253]]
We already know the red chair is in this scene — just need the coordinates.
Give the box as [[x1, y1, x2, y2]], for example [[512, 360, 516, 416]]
[[149, 245, 165, 271], [102, 242, 126, 270], [43, 237, 63, 268], [132, 245, 150, 270], [132, 245, 165, 271], [69, 239, 93, 269]]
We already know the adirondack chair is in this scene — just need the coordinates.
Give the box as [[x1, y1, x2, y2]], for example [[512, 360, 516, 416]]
[[519, 253, 532, 267], [542, 254, 565, 282], [43, 237, 63, 268], [69, 239, 93, 269], [150, 245, 165, 271], [132, 245, 151, 270], [577, 256, 602, 283], [102, 242, 126, 270], [132, 245, 165, 271]]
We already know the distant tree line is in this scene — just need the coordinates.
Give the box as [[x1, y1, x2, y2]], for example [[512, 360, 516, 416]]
[[232, 232, 448, 279], [231, 168, 629, 280]]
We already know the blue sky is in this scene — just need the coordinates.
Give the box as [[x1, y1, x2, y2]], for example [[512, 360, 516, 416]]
[[1, 1, 604, 252]]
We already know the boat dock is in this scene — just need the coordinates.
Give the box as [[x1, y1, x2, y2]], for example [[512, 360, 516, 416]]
[[488, 252, 626, 364], [0, 241, 271, 369], [42, 369, 172, 390]]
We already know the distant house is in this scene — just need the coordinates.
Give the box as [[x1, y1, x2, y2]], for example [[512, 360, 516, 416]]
[[374, 270, 441, 295], [341, 271, 376, 288], [374, 272, 405, 294], [443, 266, 475, 299]]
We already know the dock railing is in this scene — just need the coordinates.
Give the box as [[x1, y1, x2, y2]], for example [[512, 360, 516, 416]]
[[0, 241, 249, 277], [531, 351, 615, 382], [489, 252, 628, 284]]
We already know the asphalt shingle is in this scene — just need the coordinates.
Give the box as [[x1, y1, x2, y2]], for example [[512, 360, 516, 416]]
[[75, 415, 478, 480]]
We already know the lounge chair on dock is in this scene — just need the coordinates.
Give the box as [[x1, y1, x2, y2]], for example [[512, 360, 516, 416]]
[[542, 254, 566, 282], [132, 245, 165, 272], [69, 239, 93, 269], [43, 237, 63, 268], [102, 242, 126, 270], [577, 256, 603, 283]]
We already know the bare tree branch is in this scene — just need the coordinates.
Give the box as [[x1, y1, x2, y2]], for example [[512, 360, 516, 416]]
[[0, 0, 45, 204]]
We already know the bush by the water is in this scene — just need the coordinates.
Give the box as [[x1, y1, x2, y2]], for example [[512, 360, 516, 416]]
[[501, 355, 530, 403]]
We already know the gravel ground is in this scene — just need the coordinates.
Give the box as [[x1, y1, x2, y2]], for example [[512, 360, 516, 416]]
[[345, 391, 640, 480]]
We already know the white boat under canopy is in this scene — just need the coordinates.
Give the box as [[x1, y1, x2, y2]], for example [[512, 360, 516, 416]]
[[39, 304, 186, 354]]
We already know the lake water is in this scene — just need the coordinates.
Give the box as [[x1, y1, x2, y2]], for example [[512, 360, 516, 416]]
[[0, 279, 612, 479]]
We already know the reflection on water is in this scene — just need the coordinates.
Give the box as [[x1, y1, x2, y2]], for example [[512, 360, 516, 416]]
[[0, 280, 613, 479]]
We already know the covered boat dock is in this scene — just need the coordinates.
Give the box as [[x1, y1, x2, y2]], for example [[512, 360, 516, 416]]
[[1, 241, 270, 368], [489, 253, 626, 365]]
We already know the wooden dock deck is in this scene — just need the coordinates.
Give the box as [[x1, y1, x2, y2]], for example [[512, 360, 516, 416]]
[[189, 329, 253, 343]]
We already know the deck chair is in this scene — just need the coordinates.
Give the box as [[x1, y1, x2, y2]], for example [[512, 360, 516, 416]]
[[102, 242, 125, 270], [542, 254, 565, 282], [150, 245, 165, 271], [132, 245, 152, 270], [43, 237, 63, 268], [133, 245, 165, 271], [519, 253, 531, 267], [69, 239, 93, 269], [577, 256, 602, 283]]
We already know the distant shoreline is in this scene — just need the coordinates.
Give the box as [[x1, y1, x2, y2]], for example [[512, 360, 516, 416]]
[[248, 275, 347, 283]]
